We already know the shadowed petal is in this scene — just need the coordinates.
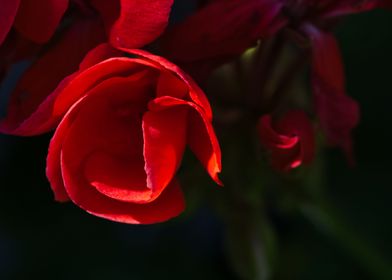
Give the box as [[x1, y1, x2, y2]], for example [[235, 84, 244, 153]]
[[306, 26, 359, 163], [14, 0, 69, 43], [0, 0, 20, 45], [0, 19, 105, 135], [161, 0, 285, 77]]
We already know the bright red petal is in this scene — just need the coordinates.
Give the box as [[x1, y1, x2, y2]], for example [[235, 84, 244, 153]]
[[124, 48, 213, 120], [0, 0, 20, 45], [14, 0, 69, 43], [142, 107, 188, 195], [148, 96, 222, 185], [46, 98, 83, 202]]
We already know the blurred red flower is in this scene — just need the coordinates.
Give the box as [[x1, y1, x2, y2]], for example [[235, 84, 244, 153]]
[[162, 0, 388, 161], [258, 110, 315, 171]]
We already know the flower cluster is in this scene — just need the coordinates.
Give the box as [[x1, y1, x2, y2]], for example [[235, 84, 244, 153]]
[[0, 0, 390, 224]]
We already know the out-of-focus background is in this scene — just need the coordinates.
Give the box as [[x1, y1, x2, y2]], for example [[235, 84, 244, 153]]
[[0, 3, 391, 280]]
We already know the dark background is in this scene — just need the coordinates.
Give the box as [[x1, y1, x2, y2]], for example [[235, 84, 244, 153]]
[[0, 4, 391, 280]]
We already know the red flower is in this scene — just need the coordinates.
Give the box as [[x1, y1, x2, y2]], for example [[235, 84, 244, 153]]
[[11, 44, 221, 224], [162, 0, 387, 161], [258, 110, 315, 171]]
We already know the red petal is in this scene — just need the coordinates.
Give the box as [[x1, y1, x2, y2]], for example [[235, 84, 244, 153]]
[[161, 0, 284, 74], [379, 0, 392, 10], [107, 0, 174, 48], [78, 43, 122, 70], [0, 19, 105, 135], [10, 59, 154, 136], [275, 111, 315, 165], [64, 159, 185, 224], [258, 111, 315, 171], [258, 115, 299, 149], [84, 152, 150, 203], [14, 0, 69, 43], [142, 107, 188, 194], [321, 0, 380, 18], [124, 48, 213, 120], [156, 71, 188, 99], [88, 0, 120, 36], [258, 115, 300, 171], [46, 98, 84, 202], [307, 27, 359, 162], [0, 0, 20, 45], [111, 0, 174, 48], [149, 96, 222, 185]]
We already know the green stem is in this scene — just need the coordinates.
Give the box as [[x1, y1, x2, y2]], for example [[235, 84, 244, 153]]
[[300, 204, 392, 280]]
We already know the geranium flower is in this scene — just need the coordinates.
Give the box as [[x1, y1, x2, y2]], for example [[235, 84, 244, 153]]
[[6, 43, 222, 223]]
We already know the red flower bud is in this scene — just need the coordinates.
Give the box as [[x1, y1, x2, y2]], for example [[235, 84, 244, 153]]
[[258, 110, 315, 171]]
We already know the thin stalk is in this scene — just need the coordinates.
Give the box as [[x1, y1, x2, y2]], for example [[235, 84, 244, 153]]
[[300, 204, 392, 280]]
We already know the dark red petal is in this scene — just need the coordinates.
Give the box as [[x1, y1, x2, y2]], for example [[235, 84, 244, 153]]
[[78, 43, 122, 70], [306, 27, 359, 163], [275, 111, 315, 165], [258, 115, 299, 149], [107, 0, 174, 48], [14, 0, 69, 43], [321, 0, 380, 18], [258, 115, 301, 171], [90, 0, 174, 48], [149, 96, 222, 185], [88, 0, 120, 35], [161, 0, 284, 74], [142, 107, 188, 194], [379, 0, 392, 10], [258, 111, 315, 171], [0, 0, 20, 45], [0, 19, 105, 135], [0, 31, 40, 65]]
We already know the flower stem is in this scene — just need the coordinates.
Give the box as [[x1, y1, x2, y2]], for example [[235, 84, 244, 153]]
[[300, 203, 392, 280]]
